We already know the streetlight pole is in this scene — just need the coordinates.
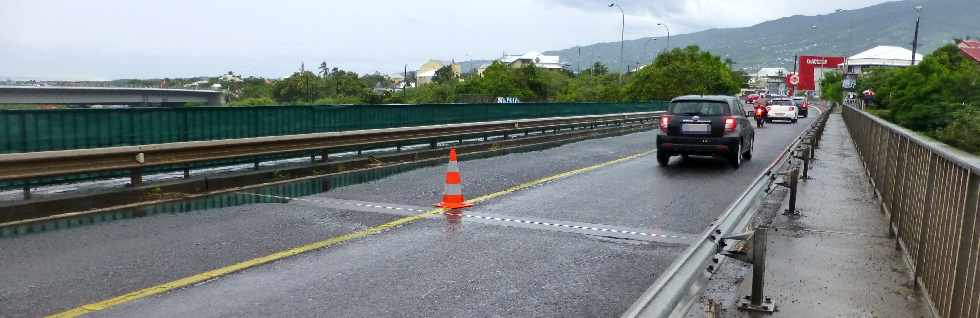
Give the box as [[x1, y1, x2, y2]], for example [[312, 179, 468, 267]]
[[643, 38, 657, 63], [657, 23, 670, 51], [911, 5, 923, 66], [609, 3, 625, 83]]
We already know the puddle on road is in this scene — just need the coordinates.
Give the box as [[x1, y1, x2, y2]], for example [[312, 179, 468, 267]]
[[0, 160, 438, 239]]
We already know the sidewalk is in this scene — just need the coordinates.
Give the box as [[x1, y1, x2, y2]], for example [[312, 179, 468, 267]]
[[731, 113, 933, 317]]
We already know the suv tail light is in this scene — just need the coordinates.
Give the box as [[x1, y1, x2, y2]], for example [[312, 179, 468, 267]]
[[766, 106, 772, 112], [660, 116, 670, 133], [788, 106, 796, 111], [724, 117, 737, 133], [801, 103, 808, 109]]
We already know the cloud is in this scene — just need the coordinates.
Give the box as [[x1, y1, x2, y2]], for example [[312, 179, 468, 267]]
[[0, 0, 892, 80]]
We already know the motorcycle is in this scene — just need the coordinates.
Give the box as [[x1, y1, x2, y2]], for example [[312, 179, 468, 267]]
[[754, 107, 766, 128]]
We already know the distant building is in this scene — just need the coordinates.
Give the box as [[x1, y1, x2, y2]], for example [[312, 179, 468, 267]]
[[845, 46, 923, 74], [478, 51, 564, 75], [958, 40, 980, 63], [219, 73, 243, 83], [416, 60, 461, 85], [500, 51, 563, 69], [751, 68, 788, 94]]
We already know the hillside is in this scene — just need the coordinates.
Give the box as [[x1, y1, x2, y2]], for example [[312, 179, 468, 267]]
[[544, 0, 978, 73]]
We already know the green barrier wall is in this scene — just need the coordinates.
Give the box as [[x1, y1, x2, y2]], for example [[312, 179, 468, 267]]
[[0, 102, 667, 154]]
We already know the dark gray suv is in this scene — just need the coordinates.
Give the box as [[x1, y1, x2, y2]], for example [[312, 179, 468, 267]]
[[655, 95, 755, 168]]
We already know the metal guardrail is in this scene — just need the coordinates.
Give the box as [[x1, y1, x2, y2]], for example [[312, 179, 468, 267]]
[[0, 112, 661, 191], [622, 105, 834, 317], [843, 105, 980, 318]]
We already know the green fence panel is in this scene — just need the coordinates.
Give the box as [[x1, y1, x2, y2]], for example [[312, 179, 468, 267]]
[[0, 101, 666, 154]]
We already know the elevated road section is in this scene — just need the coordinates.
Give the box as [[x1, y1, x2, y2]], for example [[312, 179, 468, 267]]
[[0, 86, 225, 106]]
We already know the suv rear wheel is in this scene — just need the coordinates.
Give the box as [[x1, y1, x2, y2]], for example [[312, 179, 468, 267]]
[[742, 139, 753, 160], [728, 142, 742, 168], [657, 151, 670, 166]]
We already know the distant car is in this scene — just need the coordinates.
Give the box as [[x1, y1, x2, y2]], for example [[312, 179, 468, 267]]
[[656, 95, 755, 168], [766, 98, 799, 123], [792, 96, 809, 118]]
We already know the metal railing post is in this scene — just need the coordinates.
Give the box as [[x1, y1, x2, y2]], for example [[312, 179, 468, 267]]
[[948, 172, 979, 317], [22, 181, 31, 200], [914, 153, 939, 283]]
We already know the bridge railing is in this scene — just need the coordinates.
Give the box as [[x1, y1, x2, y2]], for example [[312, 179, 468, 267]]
[[843, 105, 980, 318]]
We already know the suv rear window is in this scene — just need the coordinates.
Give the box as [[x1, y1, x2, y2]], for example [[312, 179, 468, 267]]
[[771, 99, 794, 106], [669, 101, 730, 116]]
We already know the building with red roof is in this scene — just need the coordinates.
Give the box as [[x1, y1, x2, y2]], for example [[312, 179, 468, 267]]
[[959, 40, 980, 63]]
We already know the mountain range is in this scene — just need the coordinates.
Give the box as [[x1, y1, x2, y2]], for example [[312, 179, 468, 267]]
[[474, 0, 978, 74]]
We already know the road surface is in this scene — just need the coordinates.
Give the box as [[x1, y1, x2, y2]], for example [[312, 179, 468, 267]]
[[0, 113, 817, 317]]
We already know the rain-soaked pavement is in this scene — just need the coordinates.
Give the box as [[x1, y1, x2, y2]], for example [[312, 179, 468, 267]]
[[697, 112, 932, 317], [0, 114, 817, 317]]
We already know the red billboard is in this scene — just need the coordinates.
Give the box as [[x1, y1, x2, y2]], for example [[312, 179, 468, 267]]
[[793, 55, 846, 91]]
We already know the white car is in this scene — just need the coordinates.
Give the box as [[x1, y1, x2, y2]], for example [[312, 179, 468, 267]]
[[766, 98, 799, 123]]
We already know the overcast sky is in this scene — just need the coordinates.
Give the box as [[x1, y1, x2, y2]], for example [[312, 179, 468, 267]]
[[1, 0, 891, 80]]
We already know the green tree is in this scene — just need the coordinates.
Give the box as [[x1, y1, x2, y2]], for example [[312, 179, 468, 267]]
[[272, 71, 321, 103], [432, 65, 458, 84], [623, 46, 741, 101], [819, 71, 844, 104]]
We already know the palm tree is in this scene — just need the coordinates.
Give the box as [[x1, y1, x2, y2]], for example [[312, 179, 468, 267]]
[[319, 62, 329, 78]]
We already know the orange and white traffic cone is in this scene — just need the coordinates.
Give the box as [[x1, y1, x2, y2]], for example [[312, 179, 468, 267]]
[[435, 147, 472, 211]]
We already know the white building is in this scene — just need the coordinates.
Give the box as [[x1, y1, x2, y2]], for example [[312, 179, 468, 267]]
[[846, 46, 923, 74], [751, 67, 789, 94], [500, 51, 563, 69]]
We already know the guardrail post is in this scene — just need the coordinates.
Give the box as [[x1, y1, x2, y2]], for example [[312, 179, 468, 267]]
[[183, 167, 191, 179], [129, 168, 143, 187], [22, 181, 31, 200], [739, 226, 775, 312], [253, 161, 260, 170], [780, 168, 800, 215], [319, 150, 329, 162], [429, 140, 437, 149], [801, 146, 810, 180]]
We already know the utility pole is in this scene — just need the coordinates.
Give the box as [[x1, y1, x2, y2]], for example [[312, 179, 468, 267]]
[[911, 5, 923, 66]]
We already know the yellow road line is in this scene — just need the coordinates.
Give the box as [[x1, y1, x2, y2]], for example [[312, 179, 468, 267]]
[[48, 148, 656, 318]]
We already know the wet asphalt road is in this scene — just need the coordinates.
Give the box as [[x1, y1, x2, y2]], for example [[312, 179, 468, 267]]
[[0, 112, 816, 317]]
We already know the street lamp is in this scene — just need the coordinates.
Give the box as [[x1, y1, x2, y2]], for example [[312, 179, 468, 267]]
[[609, 3, 625, 83], [911, 5, 923, 66], [643, 38, 657, 63], [657, 23, 670, 51]]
